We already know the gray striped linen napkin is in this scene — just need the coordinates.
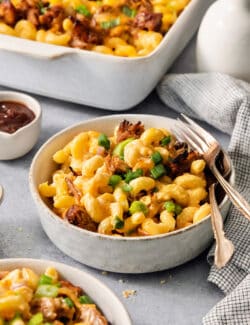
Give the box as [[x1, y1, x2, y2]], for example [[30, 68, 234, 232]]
[[157, 73, 250, 324]]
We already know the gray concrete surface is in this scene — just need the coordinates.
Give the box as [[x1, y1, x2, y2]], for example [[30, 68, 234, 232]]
[[0, 34, 229, 325]]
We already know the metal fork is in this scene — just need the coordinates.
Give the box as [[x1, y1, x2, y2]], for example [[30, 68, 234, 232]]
[[209, 183, 234, 268], [175, 113, 250, 221]]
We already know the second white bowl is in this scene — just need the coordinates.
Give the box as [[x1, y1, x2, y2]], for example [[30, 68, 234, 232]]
[[0, 258, 131, 324]]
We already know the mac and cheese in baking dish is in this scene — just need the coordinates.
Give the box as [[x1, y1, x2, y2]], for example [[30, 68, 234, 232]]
[[0, 0, 190, 57], [0, 267, 108, 324], [39, 120, 211, 237]]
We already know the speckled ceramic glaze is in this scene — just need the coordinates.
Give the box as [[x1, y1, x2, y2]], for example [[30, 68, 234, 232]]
[[0, 258, 131, 325], [29, 114, 234, 273], [0, 91, 42, 160]]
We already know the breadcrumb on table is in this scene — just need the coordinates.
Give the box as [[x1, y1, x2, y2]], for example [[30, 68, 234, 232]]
[[122, 289, 137, 298]]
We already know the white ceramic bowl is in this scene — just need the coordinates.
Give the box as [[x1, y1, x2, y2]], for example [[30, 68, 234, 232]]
[[0, 258, 131, 325], [0, 91, 42, 160], [29, 114, 233, 273]]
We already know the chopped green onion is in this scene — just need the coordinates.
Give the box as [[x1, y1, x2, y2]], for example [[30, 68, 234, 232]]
[[113, 138, 134, 159], [160, 135, 171, 146], [164, 200, 176, 213], [129, 201, 148, 215], [152, 187, 159, 193], [63, 297, 74, 308], [28, 313, 43, 325], [122, 6, 137, 18], [38, 274, 53, 285], [98, 133, 110, 150], [108, 175, 122, 187], [101, 17, 120, 29], [175, 204, 182, 215], [124, 168, 143, 183], [79, 295, 94, 304], [35, 284, 59, 298], [113, 216, 124, 229], [40, 7, 47, 14], [126, 228, 136, 236], [37, 1, 48, 14], [150, 164, 166, 179], [121, 184, 132, 192], [76, 4, 91, 17], [151, 151, 162, 164]]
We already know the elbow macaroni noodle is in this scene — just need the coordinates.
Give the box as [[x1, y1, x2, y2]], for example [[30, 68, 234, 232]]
[[0, 267, 108, 323], [39, 120, 211, 237], [0, 0, 190, 57]]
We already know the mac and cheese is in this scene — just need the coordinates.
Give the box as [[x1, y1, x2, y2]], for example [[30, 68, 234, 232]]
[[0, 0, 190, 57], [0, 267, 108, 324], [39, 120, 211, 237]]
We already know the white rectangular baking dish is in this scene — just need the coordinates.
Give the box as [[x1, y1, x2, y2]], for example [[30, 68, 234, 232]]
[[0, 0, 211, 111]]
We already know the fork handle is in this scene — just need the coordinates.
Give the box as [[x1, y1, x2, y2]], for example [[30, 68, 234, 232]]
[[211, 165, 250, 221]]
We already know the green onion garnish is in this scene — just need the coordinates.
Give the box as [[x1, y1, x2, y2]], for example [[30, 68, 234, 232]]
[[122, 6, 137, 18], [160, 135, 171, 146], [98, 133, 110, 150], [37, 2, 44, 14], [150, 164, 166, 179], [63, 297, 74, 308], [175, 204, 182, 215], [124, 168, 143, 183], [113, 216, 124, 229], [151, 151, 162, 164], [79, 295, 94, 304], [101, 17, 120, 29], [35, 284, 59, 298], [129, 201, 148, 215], [121, 184, 132, 192], [113, 138, 134, 159], [108, 175, 122, 187], [38, 274, 53, 285], [28, 313, 43, 325], [164, 200, 176, 213], [76, 4, 91, 17]]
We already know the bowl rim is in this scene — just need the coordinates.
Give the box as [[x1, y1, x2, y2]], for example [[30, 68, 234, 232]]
[[0, 257, 132, 324], [0, 91, 42, 137], [29, 113, 234, 242], [0, 0, 197, 62]]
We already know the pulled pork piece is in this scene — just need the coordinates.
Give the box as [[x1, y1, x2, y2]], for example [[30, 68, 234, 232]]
[[65, 177, 81, 202], [105, 154, 128, 173], [0, 0, 17, 25], [31, 297, 75, 321], [65, 205, 97, 232], [70, 20, 103, 49], [27, 7, 40, 26], [59, 280, 83, 297], [116, 120, 144, 143], [133, 10, 162, 31], [77, 305, 108, 325], [169, 149, 201, 178], [39, 5, 65, 30], [128, 0, 153, 12]]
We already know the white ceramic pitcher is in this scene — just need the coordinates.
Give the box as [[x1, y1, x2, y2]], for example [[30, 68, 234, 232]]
[[196, 0, 250, 82]]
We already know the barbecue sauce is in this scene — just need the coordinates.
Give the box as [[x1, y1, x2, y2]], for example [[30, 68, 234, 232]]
[[0, 101, 35, 134]]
